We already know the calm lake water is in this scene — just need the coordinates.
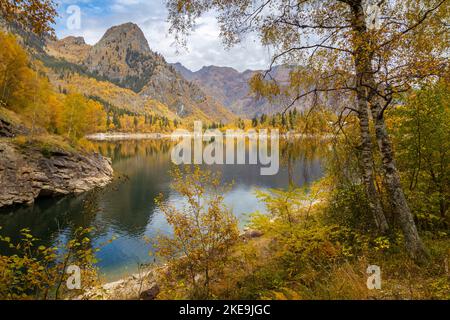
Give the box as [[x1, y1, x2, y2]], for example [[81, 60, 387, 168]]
[[0, 139, 326, 281]]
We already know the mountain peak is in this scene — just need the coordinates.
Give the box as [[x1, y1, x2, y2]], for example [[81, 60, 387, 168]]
[[60, 36, 86, 45], [82, 22, 162, 92], [46, 35, 90, 64], [197, 65, 240, 78], [172, 62, 194, 80], [98, 22, 150, 54]]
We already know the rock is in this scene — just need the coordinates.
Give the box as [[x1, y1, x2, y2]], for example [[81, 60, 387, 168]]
[[0, 119, 14, 137], [139, 284, 160, 300], [77, 270, 159, 300], [240, 229, 264, 240], [0, 141, 114, 208], [0, 118, 29, 137]]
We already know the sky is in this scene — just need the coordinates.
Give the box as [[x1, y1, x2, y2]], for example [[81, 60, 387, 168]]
[[54, 0, 273, 72]]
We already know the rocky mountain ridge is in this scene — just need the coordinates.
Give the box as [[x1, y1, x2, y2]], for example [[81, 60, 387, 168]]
[[172, 63, 297, 118]]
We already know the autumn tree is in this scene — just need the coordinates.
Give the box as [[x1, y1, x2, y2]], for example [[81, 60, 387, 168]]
[[62, 93, 107, 140], [44, 93, 64, 134], [389, 78, 449, 223], [0, 32, 34, 110], [0, 0, 57, 35], [85, 99, 107, 133], [0, 31, 62, 135], [166, 0, 449, 260]]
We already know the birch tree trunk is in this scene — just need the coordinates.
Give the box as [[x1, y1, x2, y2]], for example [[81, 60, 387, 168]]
[[349, 0, 428, 260], [350, 1, 389, 233], [371, 100, 429, 261], [356, 91, 389, 233]]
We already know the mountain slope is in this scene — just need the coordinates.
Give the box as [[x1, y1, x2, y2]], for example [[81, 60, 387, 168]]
[[46, 23, 235, 123]]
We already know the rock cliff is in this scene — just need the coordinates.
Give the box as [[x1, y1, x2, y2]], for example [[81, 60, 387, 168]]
[[0, 141, 113, 208]]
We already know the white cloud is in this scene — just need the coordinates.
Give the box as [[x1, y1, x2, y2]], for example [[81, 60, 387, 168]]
[[54, 0, 271, 72]]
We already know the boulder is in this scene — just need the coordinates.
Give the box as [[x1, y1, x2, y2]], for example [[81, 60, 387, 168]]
[[139, 284, 160, 300], [240, 229, 264, 240]]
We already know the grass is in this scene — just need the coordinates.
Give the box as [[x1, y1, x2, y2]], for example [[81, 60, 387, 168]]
[[209, 230, 449, 300], [13, 134, 77, 157], [0, 106, 28, 128], [1, 106, 98, 158]]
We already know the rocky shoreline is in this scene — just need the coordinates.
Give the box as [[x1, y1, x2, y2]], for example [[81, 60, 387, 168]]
[[0, 141, 114, 208]]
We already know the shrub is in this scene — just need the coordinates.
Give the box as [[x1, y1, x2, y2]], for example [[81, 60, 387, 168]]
[[0, 227, 100, 300], [154, 166, 240, 299]]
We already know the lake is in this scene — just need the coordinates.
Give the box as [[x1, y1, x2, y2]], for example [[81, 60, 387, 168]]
[[0, 139, 326, 281]]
